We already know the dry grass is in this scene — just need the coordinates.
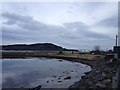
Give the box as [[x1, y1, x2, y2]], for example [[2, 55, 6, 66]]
[[2, 51, 105, 60]]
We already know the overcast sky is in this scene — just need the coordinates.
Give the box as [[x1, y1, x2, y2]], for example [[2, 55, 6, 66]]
[[1, 2, 118, 50]]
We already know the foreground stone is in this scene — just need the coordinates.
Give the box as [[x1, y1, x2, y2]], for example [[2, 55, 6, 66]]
[[64, 76, 71, 80], [69, 57, 117, 89]]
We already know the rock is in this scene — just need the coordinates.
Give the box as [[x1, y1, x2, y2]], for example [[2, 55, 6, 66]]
[[69, 57, 117, 89], [84, 72, 89, 74], [58, 77, 61, 79], [47, 81, 49, 83], [88, 80, 93, 86], [76, 76, 79, 78], [63, 71, 69, 74], [110, 59, 113, 63], [53, 75, 57, 78], [59, 75, 62, 77], [102, 79, 111, 84], [94, 73, 104, 81], [96, 82, 106, 88], [58, 81, 62, 82], [95, 78, 111, 88], [102, 72, 106, 77], [64, 76, 71, 80], [66, 71, 69, 74], [81, 76, 85, 79], [96, 70, 100, 74], [59, 60, 63, 62], [30, 85, 42, 90]]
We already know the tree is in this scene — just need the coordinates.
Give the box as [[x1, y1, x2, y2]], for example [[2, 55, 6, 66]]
[[94, 45, 101, 54], [94, 45, 100, 51]]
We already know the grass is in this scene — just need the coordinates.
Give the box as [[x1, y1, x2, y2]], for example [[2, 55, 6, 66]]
[[2, 51, 105, 60]]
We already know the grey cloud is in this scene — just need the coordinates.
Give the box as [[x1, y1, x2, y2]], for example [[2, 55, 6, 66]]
[[94, 16, 118, 28], [83, 31, 113, 40], [62, 22, 112, 40], [2, 12, 46, 30], [4, 19, 16, 25], [2, 12, 33, 23], [61, 33, 79, 40], [2, 12, 65, 34], [63, 22, 89, 30], [2, 22, 64, 45], [2, 12, 114, 49], [59, 36, 114, 50], [2, 32, 29, 41], [2, 26, 31, 42], [18, 22, 46, 30], [60, 22, 89, 40]]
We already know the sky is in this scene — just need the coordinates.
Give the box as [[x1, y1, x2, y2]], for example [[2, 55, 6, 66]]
[[1, 2, 118, 50]]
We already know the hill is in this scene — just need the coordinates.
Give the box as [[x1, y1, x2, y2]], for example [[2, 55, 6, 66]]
[[2, 43, 66, 51], [2, 43, 79, 52]]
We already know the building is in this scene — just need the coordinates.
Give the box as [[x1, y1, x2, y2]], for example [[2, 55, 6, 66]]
[[114, 34, 120, 59], [114, 46, 120, 59], [62, 49, 80, 54]]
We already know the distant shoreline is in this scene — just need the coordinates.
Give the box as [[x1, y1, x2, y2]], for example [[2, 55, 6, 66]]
[[2, 51, 104, 67]]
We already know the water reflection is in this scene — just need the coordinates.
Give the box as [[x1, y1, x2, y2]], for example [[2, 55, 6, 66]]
[[2, 58, 91, 88]]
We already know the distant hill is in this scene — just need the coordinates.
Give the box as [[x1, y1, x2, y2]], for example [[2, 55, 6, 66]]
[[1, 43, 80, 52], [2, 43, 67, 51]]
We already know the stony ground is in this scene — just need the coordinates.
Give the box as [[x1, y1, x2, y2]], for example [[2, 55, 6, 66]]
[[69, 57, 117, 89]]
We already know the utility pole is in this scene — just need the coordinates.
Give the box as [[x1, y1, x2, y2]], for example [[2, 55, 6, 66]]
[[116, 35, 118, 46]]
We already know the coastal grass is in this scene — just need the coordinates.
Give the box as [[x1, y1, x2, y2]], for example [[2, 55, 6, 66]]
[[2, 51, 105, 60]]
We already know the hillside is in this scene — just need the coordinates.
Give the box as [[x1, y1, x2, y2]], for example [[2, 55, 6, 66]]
[[2, 43, 66, 51], [2, 43, 79, 52]]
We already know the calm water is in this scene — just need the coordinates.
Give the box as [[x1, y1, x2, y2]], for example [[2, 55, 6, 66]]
[[2, 58, 91, 88]]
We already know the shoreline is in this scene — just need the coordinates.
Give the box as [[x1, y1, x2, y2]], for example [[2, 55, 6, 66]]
[[2, 55, 96, 67], [3, 52, 113, 89], [69, 57, 117, 89]]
